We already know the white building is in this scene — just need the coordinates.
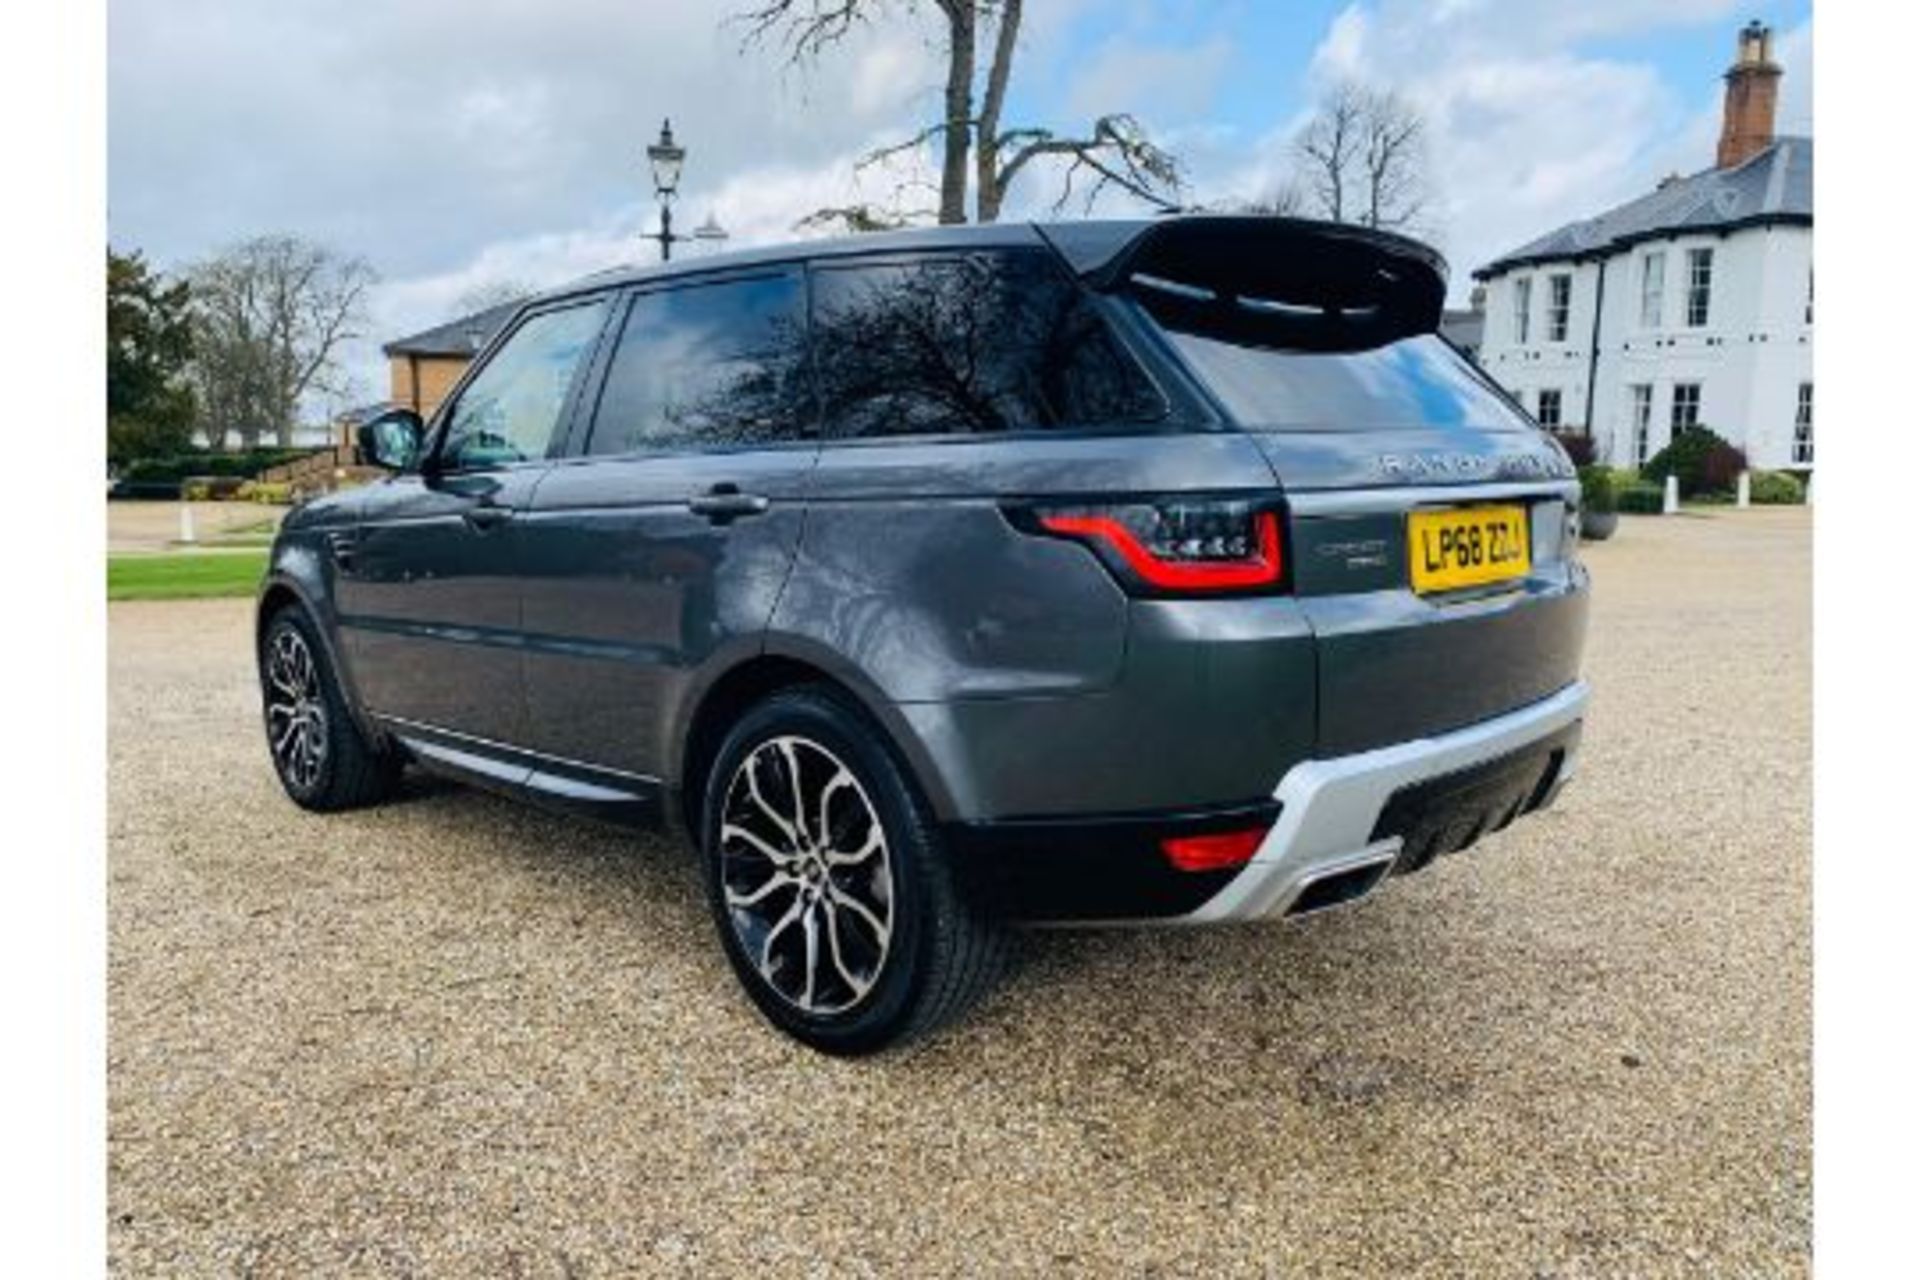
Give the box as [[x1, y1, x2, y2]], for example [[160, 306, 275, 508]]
[[1472, 22, 1813, 473]]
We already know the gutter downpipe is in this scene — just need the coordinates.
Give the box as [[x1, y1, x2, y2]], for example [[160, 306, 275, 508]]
[[1584, 256, 1607, 440]]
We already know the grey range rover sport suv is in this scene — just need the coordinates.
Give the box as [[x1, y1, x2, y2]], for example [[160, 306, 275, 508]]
[[257, 216, 1589, 1053]]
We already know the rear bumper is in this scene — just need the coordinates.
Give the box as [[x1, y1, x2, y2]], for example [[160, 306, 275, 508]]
[[948, 680, 1587, 924], [1184, 680, 1588, 922]]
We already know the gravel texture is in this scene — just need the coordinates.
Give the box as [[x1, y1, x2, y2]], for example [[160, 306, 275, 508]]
[[108, 509, 1811, 1277]]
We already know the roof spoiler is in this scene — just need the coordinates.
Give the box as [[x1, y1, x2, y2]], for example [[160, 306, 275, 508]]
[[1038, 216, 1449, 352]]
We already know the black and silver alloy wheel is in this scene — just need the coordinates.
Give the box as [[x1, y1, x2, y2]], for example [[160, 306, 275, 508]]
[[258, 604, 400, 812], [700, 686, 1007, 1054], [265, 626, 329, 793], [717, 735, 894, 1015]]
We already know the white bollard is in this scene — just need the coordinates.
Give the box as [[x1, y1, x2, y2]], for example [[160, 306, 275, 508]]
[[178, 502, 196, 544], [1663, 474, 1680, 515], [1737, 471, 1751, 509], [1804, 473, 1814, 507]]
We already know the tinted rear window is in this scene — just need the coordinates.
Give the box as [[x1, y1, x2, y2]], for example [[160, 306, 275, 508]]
[[1152, 320, 1528, 432], [812, 252, 1165, 439]]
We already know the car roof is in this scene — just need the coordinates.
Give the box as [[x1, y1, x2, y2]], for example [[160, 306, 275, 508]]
[[552, 220, 1058, 299], [517, 215, 1451, 343]]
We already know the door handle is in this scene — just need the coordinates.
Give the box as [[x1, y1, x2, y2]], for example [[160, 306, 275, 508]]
[[462, 502, 514, 531], [687, 487, 771, 523]]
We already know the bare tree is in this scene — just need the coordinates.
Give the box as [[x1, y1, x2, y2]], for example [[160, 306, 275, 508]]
[[188, 235, 375, 449], [1292, 82, 1429, 231], [1357, 89, 1426, 230], [738, 0, 1182, 227]]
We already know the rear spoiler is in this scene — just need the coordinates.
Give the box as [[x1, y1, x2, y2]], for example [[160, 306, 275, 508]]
[[1037, 216, 1448, 352]]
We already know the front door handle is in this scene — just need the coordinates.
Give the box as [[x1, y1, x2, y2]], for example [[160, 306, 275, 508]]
[[462, 502, 514, 532], [687, 487, 771, 523]]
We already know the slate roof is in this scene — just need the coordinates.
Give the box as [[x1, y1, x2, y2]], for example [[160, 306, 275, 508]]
[[1474, 135, 1812, 279], [382, 301, 523, 357]]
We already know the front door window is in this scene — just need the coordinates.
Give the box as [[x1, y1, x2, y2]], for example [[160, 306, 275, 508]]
[[440, 301, 609, 470]]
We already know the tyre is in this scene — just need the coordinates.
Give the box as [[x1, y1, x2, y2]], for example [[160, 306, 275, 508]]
[[258, 605, 402, 812], [701, 685, 1008, 1054]]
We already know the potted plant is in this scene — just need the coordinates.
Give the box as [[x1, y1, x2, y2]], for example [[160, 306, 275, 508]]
[[1578, 465, 1619, 541]]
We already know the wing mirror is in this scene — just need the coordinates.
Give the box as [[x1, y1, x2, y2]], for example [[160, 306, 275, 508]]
[[357, 409, 426, 472]]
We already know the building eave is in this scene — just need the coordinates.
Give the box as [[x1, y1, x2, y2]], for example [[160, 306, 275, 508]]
[[1472, 210, 1813, 281]]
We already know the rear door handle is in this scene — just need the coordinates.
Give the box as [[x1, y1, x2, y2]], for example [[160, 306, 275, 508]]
[[687, 488, 771, 522]]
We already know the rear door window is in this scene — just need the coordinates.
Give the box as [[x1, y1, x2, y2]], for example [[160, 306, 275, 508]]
[[587, 270, 812, 455], [811, 252, 1165, 439]]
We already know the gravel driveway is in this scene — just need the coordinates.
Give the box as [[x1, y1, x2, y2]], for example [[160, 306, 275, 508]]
[[108, 510, 1811, 1277]]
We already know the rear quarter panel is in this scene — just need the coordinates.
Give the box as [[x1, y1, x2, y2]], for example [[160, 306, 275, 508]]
[[770, 432, 1280, 702]]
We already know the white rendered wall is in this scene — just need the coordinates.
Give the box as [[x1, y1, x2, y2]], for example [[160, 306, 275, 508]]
[[1477, 224, 1812, 470]]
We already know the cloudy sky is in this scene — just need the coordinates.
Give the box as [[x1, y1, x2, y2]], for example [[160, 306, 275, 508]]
[[109, 0, 1812, 412]]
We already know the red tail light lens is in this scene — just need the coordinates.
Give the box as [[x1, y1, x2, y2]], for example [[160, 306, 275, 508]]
[[1160, 826, 1268, 873], [1026, 499, 1286, 595]]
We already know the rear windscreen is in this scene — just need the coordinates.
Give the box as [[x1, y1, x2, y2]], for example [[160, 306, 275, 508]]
[[1140, 297, 1529, 433]]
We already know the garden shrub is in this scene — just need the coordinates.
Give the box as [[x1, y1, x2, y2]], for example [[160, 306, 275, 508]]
[[1616, 483, 1667, 514], [1643, 426, 1747, 499], [1577, 465, 1617, 514], [1748, 470, 1806, 505]]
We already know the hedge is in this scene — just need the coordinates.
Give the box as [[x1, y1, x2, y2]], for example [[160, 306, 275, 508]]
[[1748, 470, 1806, 505], [1617, 483, 1667, 514], [119, 448, 314, 485]]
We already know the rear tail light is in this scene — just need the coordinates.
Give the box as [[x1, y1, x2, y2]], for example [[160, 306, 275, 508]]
[[1160, 826, 1268, 873], [1015, 498, 1287, 595]]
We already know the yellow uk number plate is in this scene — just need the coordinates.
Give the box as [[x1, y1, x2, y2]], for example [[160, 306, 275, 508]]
[[1407, 505, 1531, 594]]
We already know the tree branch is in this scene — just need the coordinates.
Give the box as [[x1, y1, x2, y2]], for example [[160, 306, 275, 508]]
[[995, 114, 1182, 213], [732, 0, 875, 64]]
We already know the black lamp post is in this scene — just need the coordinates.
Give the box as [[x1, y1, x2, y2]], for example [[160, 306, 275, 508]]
[[645, 119, 687, 261]]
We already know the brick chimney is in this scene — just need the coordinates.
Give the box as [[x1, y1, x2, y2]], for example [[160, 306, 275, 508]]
[[1717, 20, 1782, 168]]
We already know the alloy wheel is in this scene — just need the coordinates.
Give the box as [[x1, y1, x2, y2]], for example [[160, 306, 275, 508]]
[[265, 627, 329, 792], [717, 735, 895, 1015]]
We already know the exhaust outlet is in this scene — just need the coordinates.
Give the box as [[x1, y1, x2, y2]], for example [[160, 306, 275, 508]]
[[1285, 857, 1394, 917]]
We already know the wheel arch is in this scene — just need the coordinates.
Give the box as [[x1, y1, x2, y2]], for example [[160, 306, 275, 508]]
[[256, 565, 384, 747], [674, 641, 960, 837]]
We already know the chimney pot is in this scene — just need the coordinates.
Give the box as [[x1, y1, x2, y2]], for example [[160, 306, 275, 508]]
[[1717, 20, 1781, 169]]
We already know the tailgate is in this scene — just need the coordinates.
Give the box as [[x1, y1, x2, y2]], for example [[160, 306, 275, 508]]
[[1284, 474, 1588, 756], [1079, 213, 1591, 755]]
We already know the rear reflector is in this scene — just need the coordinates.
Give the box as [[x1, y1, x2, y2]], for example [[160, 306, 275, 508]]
[[1160, 826, 1268, 873]]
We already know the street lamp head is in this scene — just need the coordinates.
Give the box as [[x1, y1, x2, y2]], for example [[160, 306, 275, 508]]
[[647, 118, 685, 197]]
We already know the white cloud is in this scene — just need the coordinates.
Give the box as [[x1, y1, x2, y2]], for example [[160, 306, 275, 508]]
[[1311, 5, 1371, 81]]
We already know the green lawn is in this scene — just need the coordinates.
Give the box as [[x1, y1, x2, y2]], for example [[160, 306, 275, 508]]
[[108, 550, 270, 601]]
